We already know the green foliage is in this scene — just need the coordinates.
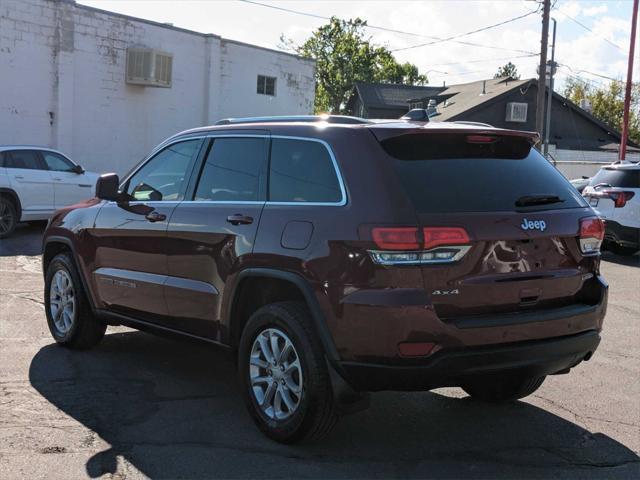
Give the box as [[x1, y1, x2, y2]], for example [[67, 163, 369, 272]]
[[564, 78, 640, 145], [494, 62, 520, 80], [283, 17, 427, 113]]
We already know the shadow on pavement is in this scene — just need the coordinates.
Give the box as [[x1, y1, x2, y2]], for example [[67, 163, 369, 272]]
[[0, 222, 45, 256], [601, 250, 640, 268], [30, 331, 639, 479]]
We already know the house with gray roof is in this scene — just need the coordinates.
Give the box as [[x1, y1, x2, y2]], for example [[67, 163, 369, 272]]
[[347, 77, 639, 169]]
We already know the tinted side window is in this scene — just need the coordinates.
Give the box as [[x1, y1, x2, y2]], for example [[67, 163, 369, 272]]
[[126, 139, 201, 201], [43, 152, 74, 172], [269, 139, 342, 203], [589, 168, 640, 189], [0, 152, 4, 168], [5, 150, 44, 170], [194, 137, 267, 202]]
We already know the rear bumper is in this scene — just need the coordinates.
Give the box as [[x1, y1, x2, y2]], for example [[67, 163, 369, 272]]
[[340, 330, 601, 392], [604, 220, 640, 248]]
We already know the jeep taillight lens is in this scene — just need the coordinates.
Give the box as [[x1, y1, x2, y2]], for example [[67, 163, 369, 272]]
[[372, 227, 420, 250], [579, 217, 604, 254], [370, 226, 471, 265]]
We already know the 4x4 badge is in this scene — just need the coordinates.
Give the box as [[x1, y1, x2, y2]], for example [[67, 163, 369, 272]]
[[521, 218, 547, 232]]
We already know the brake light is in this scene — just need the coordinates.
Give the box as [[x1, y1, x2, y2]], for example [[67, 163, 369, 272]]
[[466, 135, 497, 144], [423, 227, 470, 250], [611, 191, 635, 208], [372, 227, 420, 250], [579, 217, 604, 254], [369, 226, 471, 265]]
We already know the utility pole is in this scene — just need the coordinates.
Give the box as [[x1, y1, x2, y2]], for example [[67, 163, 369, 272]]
[[543, 17, 557, 157], [619, 0, 638, 162], [536, 0, 551, 141]]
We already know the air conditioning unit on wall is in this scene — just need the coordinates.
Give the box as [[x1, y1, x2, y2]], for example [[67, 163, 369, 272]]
[[126, 48, 173, 87], [505, 102, 528, 122]]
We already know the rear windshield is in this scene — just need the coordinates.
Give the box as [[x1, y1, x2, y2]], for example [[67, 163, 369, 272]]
[[589, 167, 639, 189], [382, 134, 588, 213]]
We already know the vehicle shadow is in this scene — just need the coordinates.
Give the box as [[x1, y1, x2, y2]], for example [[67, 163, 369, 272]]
[[0, 222, 45, 256], [29, 331, 639, 479], [601, 250, 640, 267]]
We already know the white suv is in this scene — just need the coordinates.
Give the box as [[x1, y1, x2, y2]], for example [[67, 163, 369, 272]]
[[582, 162, 640, 256], [0, 146, 99, 238]]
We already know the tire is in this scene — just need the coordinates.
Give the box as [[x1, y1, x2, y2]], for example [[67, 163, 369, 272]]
[[238, 301, 338, 443], [0, 196, 18, 239], [461, 372, 546, 403], [608, 243, 639, 257], [44, 253, 106, 349]]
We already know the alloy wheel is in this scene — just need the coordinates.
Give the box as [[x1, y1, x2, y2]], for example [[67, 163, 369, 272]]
[[0, 200, 15, 235], [249, 328, 303, 420], [49, 270, 76, 335]]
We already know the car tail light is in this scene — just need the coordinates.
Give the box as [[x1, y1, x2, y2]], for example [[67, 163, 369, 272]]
[[372, 227, 420, 250], [369, 226, 471, 265], [610, 191, 635, 208], [589, 189, 635, 208], [423, 227, 470, 250], [466, 135, 497, 144], [579, 216, 605, 254]]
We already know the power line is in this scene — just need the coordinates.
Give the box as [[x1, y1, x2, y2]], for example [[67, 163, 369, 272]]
[[555, 6, 626, 51], [428, 53, 538, 67], [391, 10, 538, 52], [237, 0, 538, 55]]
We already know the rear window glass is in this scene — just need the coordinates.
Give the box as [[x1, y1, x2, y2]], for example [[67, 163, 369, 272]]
[[589, 168, 639, 189], [269, 138, 343, 203], [382, 134, 588, 213]]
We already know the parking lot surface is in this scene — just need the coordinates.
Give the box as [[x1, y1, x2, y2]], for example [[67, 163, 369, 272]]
[[1, 223, 639, 479]]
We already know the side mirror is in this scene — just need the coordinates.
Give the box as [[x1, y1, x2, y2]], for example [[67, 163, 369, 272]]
[[95, 173, 120, 201], [70, 164, 85, 174]]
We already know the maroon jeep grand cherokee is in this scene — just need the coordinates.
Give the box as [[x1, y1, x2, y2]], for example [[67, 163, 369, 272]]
[[42, 115, 607, 443]]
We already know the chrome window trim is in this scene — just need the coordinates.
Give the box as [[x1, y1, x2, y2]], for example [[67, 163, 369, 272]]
[[118, 135, 208, 190], [123, 133, 348, 207], [181, 133, 348, 207]]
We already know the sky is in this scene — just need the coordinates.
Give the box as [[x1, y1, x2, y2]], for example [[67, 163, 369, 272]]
[[77, 0, 638, 92]]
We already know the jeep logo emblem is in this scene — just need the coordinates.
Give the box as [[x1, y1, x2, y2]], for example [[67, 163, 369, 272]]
[[521, 218, 547, 232]]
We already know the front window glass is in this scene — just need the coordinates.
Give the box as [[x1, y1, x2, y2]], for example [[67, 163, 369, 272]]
[[43, 152, 75, 171], [126, 140, 201, 201]]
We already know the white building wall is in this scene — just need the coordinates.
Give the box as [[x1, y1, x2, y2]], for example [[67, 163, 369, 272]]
[[548, 145, 640, 180], [0, 0, 315, 175]]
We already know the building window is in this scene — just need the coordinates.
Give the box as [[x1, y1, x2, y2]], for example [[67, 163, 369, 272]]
[[410, 101, 423, 109], [257, 75, 276, 96]]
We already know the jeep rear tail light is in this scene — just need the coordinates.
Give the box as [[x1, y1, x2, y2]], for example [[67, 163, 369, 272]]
[[423, 227, 470, 250], [579, 217, 604, 254], [372, 227, 420, 250], [369, 226, 471, 265]]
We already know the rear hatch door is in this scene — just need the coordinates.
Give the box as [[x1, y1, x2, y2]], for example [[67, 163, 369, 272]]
[[373, 126, 595, 318]]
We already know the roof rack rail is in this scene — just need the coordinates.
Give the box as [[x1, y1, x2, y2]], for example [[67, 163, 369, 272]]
[[452, 121, 494, 128], [214, 115, 372, 126]]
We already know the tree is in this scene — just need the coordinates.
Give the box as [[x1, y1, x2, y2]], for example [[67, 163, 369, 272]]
[[494, 62, 520, 80], [564, 77, 640, 145], [282, 17, 427, 113]]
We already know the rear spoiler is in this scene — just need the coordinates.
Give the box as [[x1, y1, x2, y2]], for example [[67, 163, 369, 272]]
[[368, 123, 540, 146]]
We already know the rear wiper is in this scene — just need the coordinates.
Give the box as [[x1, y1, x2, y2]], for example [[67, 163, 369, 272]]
[[515, 194, 565, 207]]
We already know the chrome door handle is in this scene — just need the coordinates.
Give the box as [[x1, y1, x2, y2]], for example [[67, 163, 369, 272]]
[[145, 211, 167, 222], [53, 177, 62, 181], [14, 175, 24, 180]]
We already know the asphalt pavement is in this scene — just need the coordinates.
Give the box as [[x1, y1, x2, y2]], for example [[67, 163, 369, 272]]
[[1, 222, 638, 479]]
